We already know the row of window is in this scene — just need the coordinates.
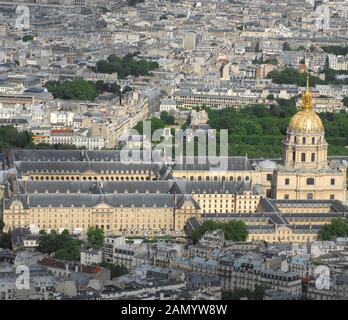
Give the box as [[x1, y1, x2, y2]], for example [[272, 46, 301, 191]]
[[186, 176, 250, 181], [291, 136, 322, 144], [284, 193, 335, 200], [293, 152, 316, 162], [284, 178, 335, 186], [30, 176, 151, 181]]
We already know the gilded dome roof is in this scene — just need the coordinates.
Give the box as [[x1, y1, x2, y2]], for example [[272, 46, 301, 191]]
[[288, 75, 324, 134], [288, 110, 324, 134]]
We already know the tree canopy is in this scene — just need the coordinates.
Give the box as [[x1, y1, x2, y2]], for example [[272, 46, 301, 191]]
[[267, 68, 323, 86], [268, 66, 348, 86], [206, 101, 348, 158], [160, 111, 175, 125], [128, 0, 145, 6], [45, 79, 97, 101], [320, 218, 348, 240], [38, 229, 82, 261], [94, 54, 159, 78], [321, 45, 348, 56], [222, 285, 269, 300], [87, 228, 104, 250], [191, 220, 248, 243], [343, 97, 348, 107], [99, 262, 129, 279], [0, 126, 32, 152], [133, 117, 166, 135]]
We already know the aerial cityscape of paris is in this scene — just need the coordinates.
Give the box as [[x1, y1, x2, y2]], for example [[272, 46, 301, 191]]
[[0, 0, 348, 303]]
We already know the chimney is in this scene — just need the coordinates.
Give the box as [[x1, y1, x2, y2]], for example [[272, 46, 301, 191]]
[[24, 180, 28, 193], [10, 173, 17, 195]]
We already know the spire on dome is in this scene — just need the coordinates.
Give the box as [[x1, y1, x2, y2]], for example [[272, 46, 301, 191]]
[[302, 73, 312, 111]]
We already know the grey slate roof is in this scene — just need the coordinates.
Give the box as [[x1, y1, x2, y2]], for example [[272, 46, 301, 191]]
[[4, 193, 194, 209], [13, 180, 258, 196], [172, 156, 254, 171], [15, 161, 163, 175]]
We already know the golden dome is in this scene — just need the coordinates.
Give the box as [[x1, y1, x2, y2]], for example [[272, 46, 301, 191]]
[[288, 75, 324, 134], [288, 110, 324, 134]]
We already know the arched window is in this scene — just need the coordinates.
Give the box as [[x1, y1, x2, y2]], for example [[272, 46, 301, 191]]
[[229, 176, 234, 181], [198, 176, 202, 181], [302, 137, 306, 144], [190, 176, 194, 181], [237, 176, 242, 181], [312, 137, 315, 144]]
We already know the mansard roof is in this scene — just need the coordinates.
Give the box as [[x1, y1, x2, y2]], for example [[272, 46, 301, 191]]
[[13, 180, 258, 196], [17, 180, 101, 194], [4, 193, 191, 209], [15, 161, 163, 175], [172, 156, 254, 171], [10, 149, 164, 163]]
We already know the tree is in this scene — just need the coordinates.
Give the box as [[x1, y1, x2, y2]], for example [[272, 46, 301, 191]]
[[0, 126, 33, 151], [133, 117, 166, 135], [94, 54, 159, 78], [119, 85, 133, 104], [320, 218, 348, 240], [99, 262, 129, 278], [283, 42, 292, 51], [222, 285, 268, 300], [0, 233, 11, 249], [160, 111, 175, 125], [321, 45, 348, 56], [44, 79, 97, 101], [87, 228, 104, 250], [54, 240, 81, 261], [191, 220, 248, 243], [22, 35, 34, 42], [128, 0, 145, 6], [0, 219, 4, 232], [264, 58, 278, 65], [267, 68, 323, 86], [38, 230, 82, 261], [38, 234, 57, 256], [343, 97, 348, 107]]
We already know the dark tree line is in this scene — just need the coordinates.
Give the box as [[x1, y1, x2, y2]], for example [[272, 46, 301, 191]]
[[191, 220, 248, 243], [94, 54, 159, 79]]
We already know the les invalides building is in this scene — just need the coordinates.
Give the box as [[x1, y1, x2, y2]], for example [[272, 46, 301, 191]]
[[272, 77, 347, 201]]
